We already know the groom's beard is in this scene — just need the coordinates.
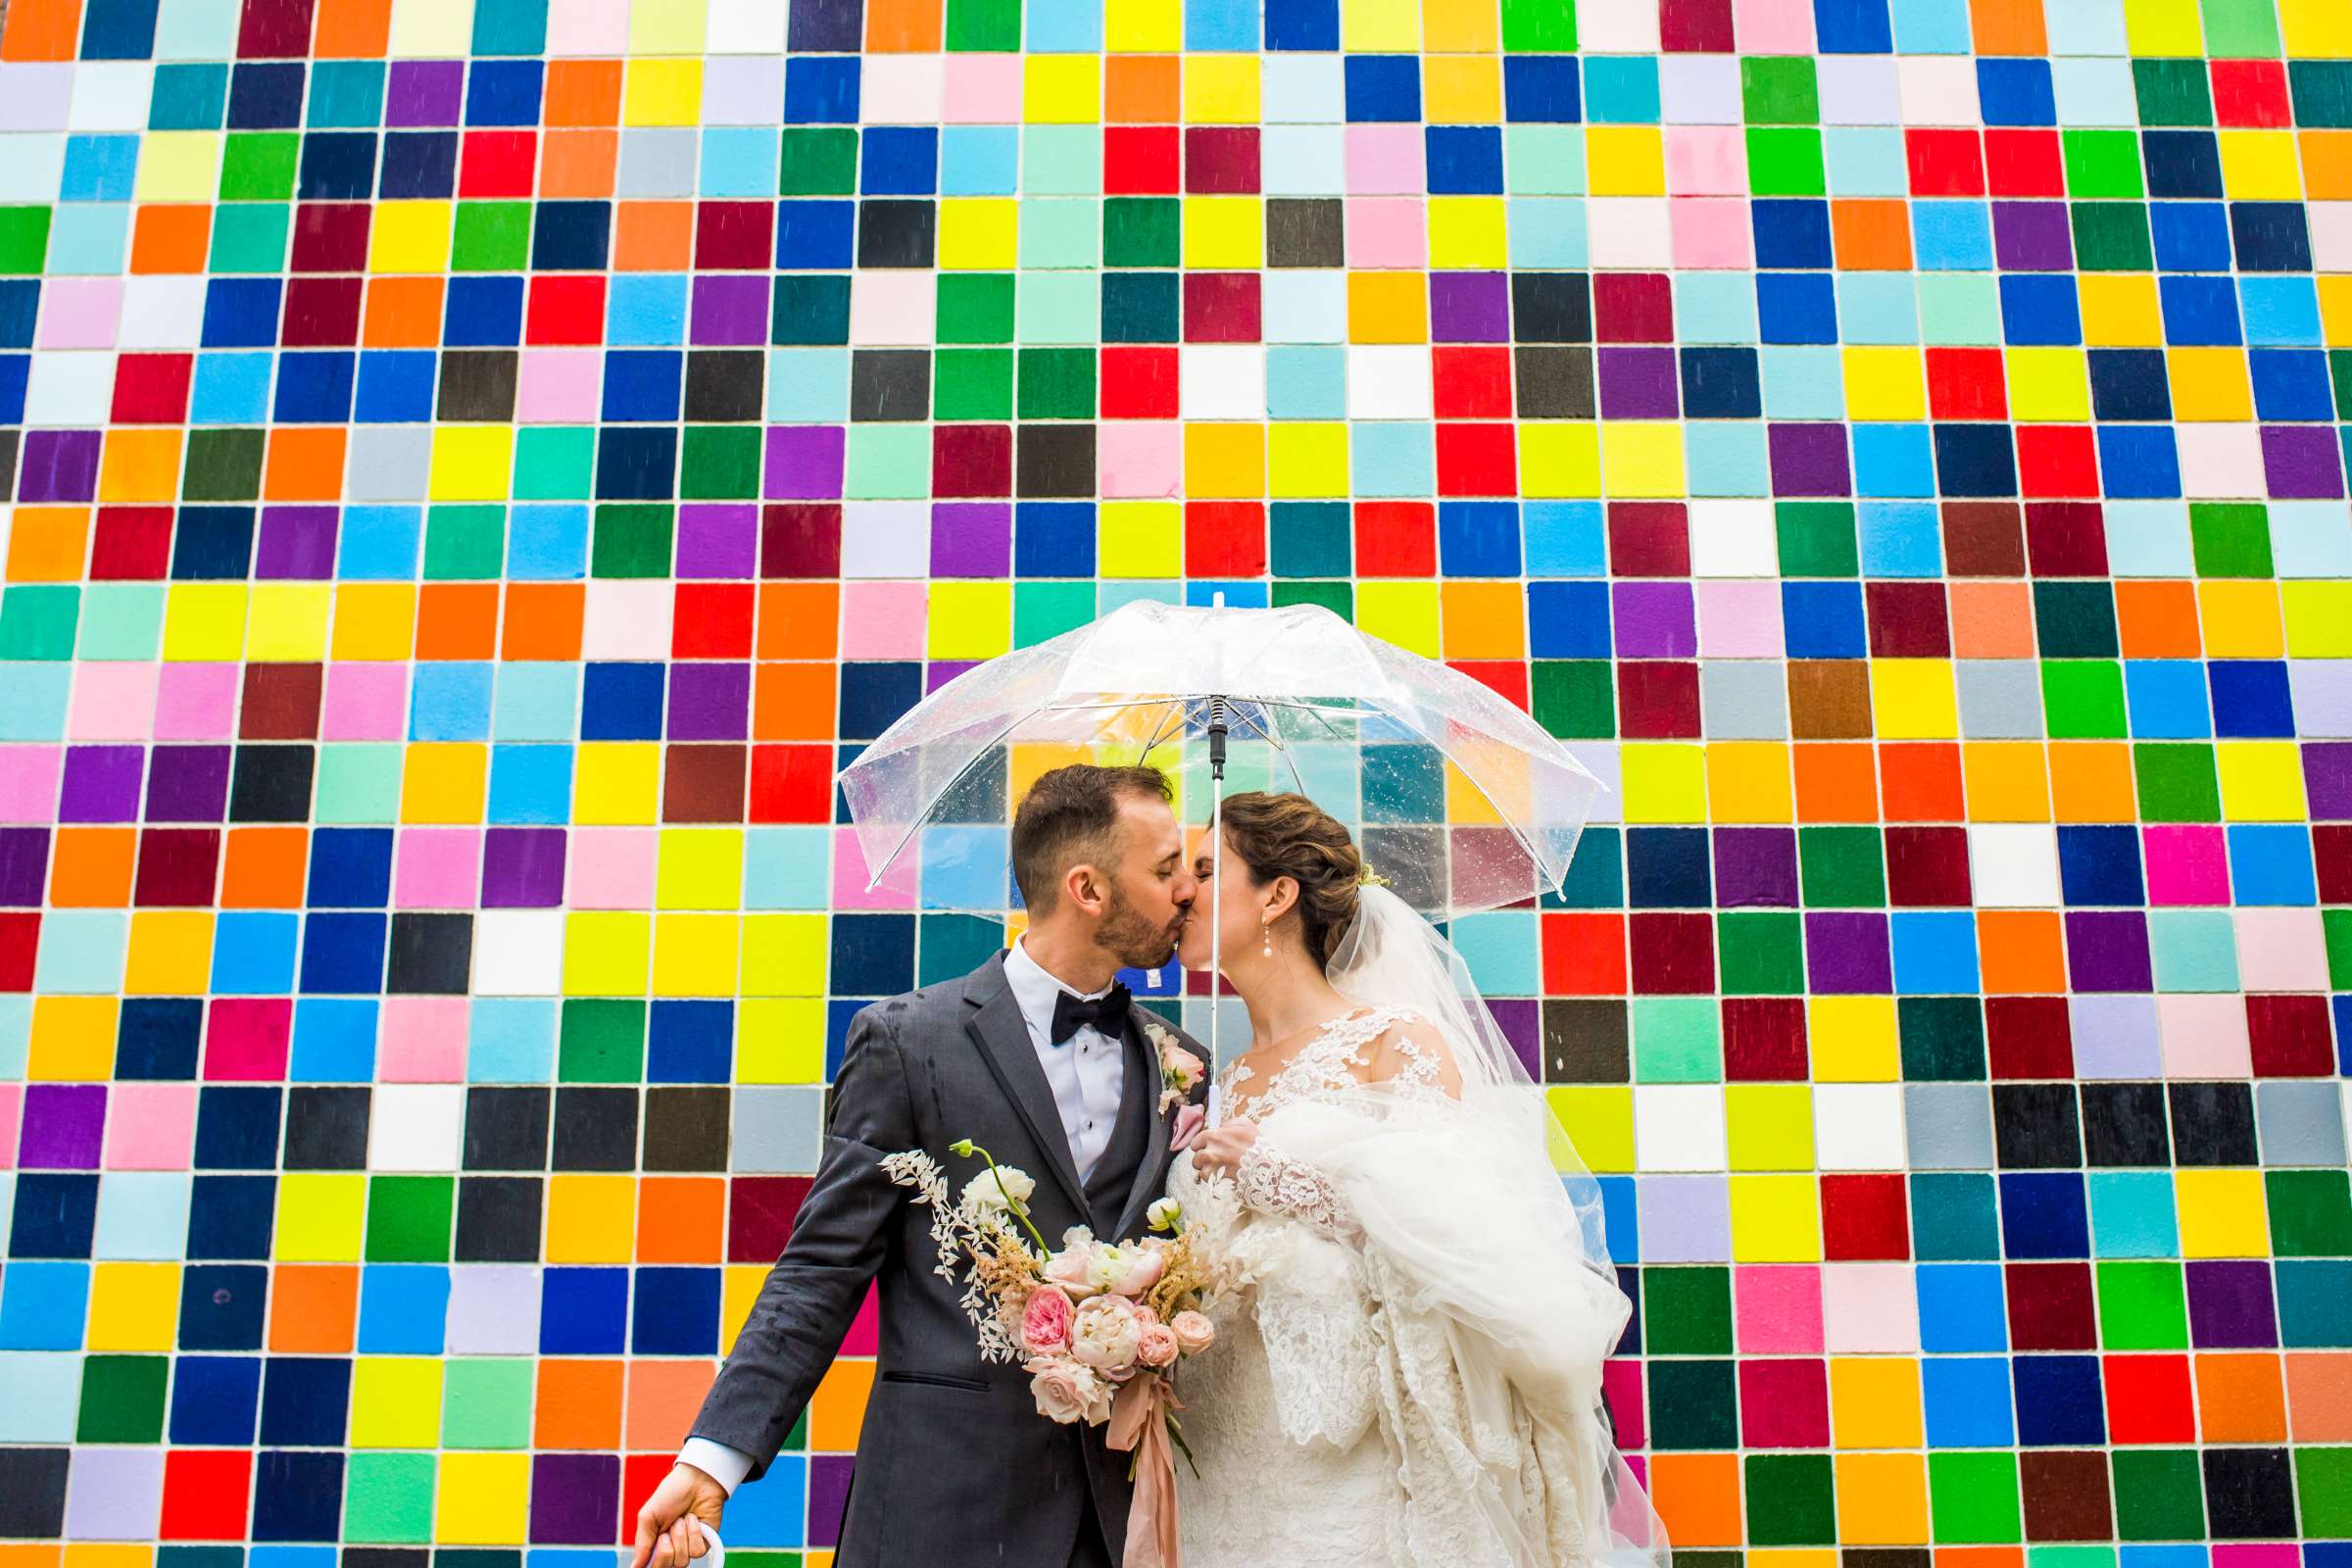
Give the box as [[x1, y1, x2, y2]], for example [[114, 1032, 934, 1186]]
[[1098, 886, 1185, 970]]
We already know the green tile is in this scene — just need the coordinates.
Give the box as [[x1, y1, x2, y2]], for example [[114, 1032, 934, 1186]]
[[1645, 1357, 1738, 1448], [2331, 349, 2352, 419], [937, 273, 1017, 344], [1014, 581, 1097, 647], [916, 913, 1008, 988], [77, 1355, 169, 1443], [592, 505, 675, 578], [1642, 1267, 1734, 1354], [2040, 661, 2128, 740], [1745, 128, 1827, 197], [844, 424, 931, 500], [1898, 997, 1986, 1081], [2033, 581, 2119, 658], [1741, 58, 1819, 123], [2133, 744, 2222, 823], [0, 586, 80, 662], [1717, 910, 1804, 996], [1776, 502, 1859, 577], [208, 202, 290, 271], [2071, 204, 2155, 271], [76, 584, 166, 662], [1533, 660, 1616, 739], [2095, 1261, 2189, 1349], [183, 428, 267, 502], [2294, 61, 2352, 128], [1269, 580, 1354, 619], [0, 207, 53, 272], [220, 131, 301, 199], [1798, 826, 1886, 907], [769, 275, 850, 345], [777, 128, 858, 195], [344, 1452, 438, 1543], [2200, 0, 2281, 56], [315, 745, 406, 824], [452, 201, 533, 271], [1499, 0, 1577, 50], [2110, 1449, 2205, 1541], [2266, 1169, 2352, 1256], [1929, 1450, 2024, 1544], [1103, 197, 1181, 269], [1633, 996, 1723, 1081], [562, 999, 647, 1082], [2295, 1447, 2352, 1537], [2188, 502, 2274, 577], [945, 0, 1021, 49], [442, 1358, 535, 1448], [2062, 131, 2147, 199], [2325, 908, 2352, 990], [1017, 347, 1097, 419], [2132, 59, 2213, 125], [423, 506, 507, 580], [365, 1175, 456, 1262], [514, 427, 597, 501], [680, 427, 762, 501], [932, 348, 1013, 421], [1745, 1454, 1836, 1546], [1270, 502, 1352, 578]]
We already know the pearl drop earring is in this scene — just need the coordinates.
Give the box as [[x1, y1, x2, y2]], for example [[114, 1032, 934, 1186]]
[[1261, 915, 1274, 957]]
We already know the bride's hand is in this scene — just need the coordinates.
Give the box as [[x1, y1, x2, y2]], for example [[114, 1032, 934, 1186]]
[[1188, 1117, 1258, 1175]]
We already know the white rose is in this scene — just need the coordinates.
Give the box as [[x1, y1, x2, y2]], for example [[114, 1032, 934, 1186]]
[[958, 1164, 1035, 1219], [1147, 1197, 1182, 1233]]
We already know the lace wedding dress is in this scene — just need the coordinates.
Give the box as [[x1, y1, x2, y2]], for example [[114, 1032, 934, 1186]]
[[1169, 1005, 1655, 1568]]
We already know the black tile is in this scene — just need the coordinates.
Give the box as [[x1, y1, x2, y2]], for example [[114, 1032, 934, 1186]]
[[642, 1087, 731, 1172], [1993, 1082, 2082, 1168], [2201, 1447, 2297, 1538], [454, 1176, 543, 1262], [387, 912, 472, 995], [850, 350, 931, 421], [283, 1087, 371, 1170], [551, 1086, 639, 1171], [1515, 346, 1595, 418], [1543, 999, 1629, 1083], [2081, 1082, 2169, 1166], [856, 199, 936, 268], [1511, 271, 1592, 342], [2169, 1081, 2257, 1165], [1267, 198, 1344, 268], [684, 351, 764, 422], [0, 1448, 68, 1536], [228, 745, 315, 823], [436, 351, 518, 422], [464, 1087, 551, 1170], [1016, 424, 1095, 499]]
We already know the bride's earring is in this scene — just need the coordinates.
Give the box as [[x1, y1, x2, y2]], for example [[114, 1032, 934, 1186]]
[[1261, 915, 1274, 957]]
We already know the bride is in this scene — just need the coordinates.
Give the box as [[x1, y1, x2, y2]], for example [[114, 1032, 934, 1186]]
[[1168, 792, 1667, 1568]]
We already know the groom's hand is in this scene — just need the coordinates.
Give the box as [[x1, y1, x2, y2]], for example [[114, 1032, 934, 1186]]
[[1189, 1116, 1259, 1175], [632, 1464, 727, 1568]]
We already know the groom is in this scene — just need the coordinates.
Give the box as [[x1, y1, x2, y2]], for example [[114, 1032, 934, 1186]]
[[632, 763, 1208, 1568]]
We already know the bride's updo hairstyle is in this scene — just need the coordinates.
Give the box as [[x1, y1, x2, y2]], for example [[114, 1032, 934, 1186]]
[[1220, 791, 1364, 971]]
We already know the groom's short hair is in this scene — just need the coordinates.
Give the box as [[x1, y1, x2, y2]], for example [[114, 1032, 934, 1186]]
[[1012, 764, 1173, 912]]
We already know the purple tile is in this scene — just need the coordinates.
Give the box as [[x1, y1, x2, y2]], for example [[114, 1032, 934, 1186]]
[[255, 508, 339, 579], [667, 663, 750, 741], [2260, 425, 2345, 501], [809, 1455, 857, 1548], [1598, 347, 1681, 419], [145, 746, 232, 822], [20, 1083, 105, 1169], [691, 275, 770, 347], [2064, 909, 2152, 992], [481, 827, 566, 907], [2186, 1259, 2278, 1348], [19, 431, 101, 504], [0, 827, 50, 906], [528, 1453, 620, 1545], [2303, 744, 2352, 821], [58, 746, 146, 823], [1804, 910, 1892, 993], [1431, 271, 1510, 343], [676, 505, 759, 579], [2068, 995, 2160, 1078], [926, 659, 981, 694], [1769, 423, 1851, 497], [1487, 997, 1541, 1079], [1991, 201, 2073, 270], [765, 426, 847, 500], [1610, 581, 1697, 659], [1714, 827, 1798, 907], [931, 503, 1011, 577], [386, 60, 465, 125]]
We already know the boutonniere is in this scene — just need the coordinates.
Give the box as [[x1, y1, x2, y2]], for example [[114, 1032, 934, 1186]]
[[1140, 1015, 1205, 1115]]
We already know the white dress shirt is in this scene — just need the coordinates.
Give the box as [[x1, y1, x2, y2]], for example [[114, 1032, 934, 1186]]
[[679, 939, 1127, 1495]]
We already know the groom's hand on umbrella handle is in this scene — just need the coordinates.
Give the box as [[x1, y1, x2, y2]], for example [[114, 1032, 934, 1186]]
[[633, 1464, 726, 1568], [1190, 1116, 1258, 1175]]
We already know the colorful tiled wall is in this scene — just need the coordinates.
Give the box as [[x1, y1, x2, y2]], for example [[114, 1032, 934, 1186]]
[[4, 0, 2352, 1560]]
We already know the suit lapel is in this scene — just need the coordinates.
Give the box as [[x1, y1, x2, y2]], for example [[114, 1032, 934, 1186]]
[[1110, 1015, 1174, 1242], [962, 952, 1091, 1221]]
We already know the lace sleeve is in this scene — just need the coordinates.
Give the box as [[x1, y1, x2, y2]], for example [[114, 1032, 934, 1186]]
[[1235, 1136, 1356, 1240]]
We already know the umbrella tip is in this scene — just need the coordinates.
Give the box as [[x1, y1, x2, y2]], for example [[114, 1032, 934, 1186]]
[[1212, 590, 1226, 610]]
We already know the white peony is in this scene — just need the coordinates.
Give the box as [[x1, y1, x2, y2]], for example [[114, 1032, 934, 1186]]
[[1147, 1197, 1182, 1233], [958, 1164, 1036, 1220]]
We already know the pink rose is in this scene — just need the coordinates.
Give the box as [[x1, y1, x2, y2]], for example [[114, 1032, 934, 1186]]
[[1103, 1244, 1165, 1298], [1168, 1310, 1215, 1356], [1043, 1243, 1101, 1298], [1161, 1044, 1205, 1092], [1020, 1285, 1075, 1355], [1171, 1103, 1206, 1152], [1135, 1321, 1179, 1369], [1027, 1357, 1111, 1425], [1070, 1294, 1145, 1377]]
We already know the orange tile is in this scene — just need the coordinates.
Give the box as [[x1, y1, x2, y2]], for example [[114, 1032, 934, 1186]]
[[365, 277, 445, 349], [1793, 743, 1880, 823], [1830, 200, 1912, 270], [2049, 742, 2136, 822], [264, 427, 348, 503], [625, 1360, 717, 1450], [0, 1547, 64, 1568], [416, 583, 501, 661], [546, 61, 623, 126], [8, 507, 92, 582], [2195, 1352, 2286, 1443], [2115, 580, 2202, 659], [50, 828, 137, 908], [130, 206, 213, 274], [269, 1265, 357, 1352], [1880, 742, 1966, 821], [757, 582, 842, 660], [1947, 580, 2036, 659], [99, 430, 184, 505], [2284, 1352, 2352, 1442], [312, 0, 390, 56], [754, 662, 838, 741], [1649, 1452, 1743, 1548], [1969, 0, 2046, 54], [541, 129, 618, 199], [1107, 56, 1181, 122], [637, 1177, 725, 1263], [502, 582, 586, 661], [220, 827, 310, 909], [2304, 130, 2352, 201], [808, 1358, 876, 1450], [2, 0, 83, 60], [1979, 909, 2067, 993], [615, 202, 695, 271], [536, 1359, 626, 1449], [1961, 741, 2050, 820], [865, 0, 943, 49]]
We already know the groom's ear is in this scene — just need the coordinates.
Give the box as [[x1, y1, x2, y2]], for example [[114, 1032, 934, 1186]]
[[1062, 860, 1108, 917]]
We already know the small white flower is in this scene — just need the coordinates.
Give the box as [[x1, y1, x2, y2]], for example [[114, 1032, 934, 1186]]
[[958, 1164, 1036, 1219], [1147, 1197, 1183, 1233]]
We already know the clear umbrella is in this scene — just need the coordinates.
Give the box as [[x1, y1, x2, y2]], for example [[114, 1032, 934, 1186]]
[[835, 599, 1605, 1060]]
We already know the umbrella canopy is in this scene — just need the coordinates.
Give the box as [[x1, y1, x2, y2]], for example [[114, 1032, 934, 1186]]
[[839, 600, 1603, 916]]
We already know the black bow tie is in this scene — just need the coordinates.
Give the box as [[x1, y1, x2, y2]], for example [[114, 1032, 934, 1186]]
[[1051, 984, 1132, 1045]]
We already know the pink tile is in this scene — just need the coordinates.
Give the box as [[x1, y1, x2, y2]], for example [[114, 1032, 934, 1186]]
[[2143, 824, 2230, 906], [545, 0, 628, 52], [2234, 907, 2327, 992], [1734, 0, 1815, 51], [1601, 1359, 1646, 1448], [1671, 198, 1754, 270], [944, 54, 1022, 122], [103, 1082, 198, 1170], [1666, 127, 1748, 195], [378, 997, 470, 1082], [569, 826, 658, 908], [153, 662, 239, 740], [2159, 995, 2252, 1078], [1345, 197, 1428, 269], [838, 581, 930, 659], [394, 827, 483, 908], [321, 662, 411, 741], [1821, 1262, 1919, 1352], [1695, 580, 1785, 658], [0, 1083, 18, 1168], [203, 999, 292, 1081], [1735, 1263, 1825, 1352], [69, 662, 160, 742], [1345, 124, 1424, 195], [1097, 423, 1182, 502], [38, 278, 124, 350], [831, 825, 918, 910], [0, 747, 63, 821], [516, 349, 604, 423]]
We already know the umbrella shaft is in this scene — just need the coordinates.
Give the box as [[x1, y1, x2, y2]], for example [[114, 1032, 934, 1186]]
[[1206, 695, 1229, 781]]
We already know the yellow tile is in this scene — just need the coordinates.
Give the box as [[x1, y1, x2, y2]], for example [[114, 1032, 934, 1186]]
[[2124, 0, 2204, 53], [936, 199, 1017, 270], [547, 1174, 638, 1263], [628, 0, 705, 52], [428, 425, 514, 503], [572, 742, 661, 825], [1424, 0, 1498, 50], [1729, 1173, 1823, 1261], [351, 1357, 444, 1448], [1705, 742, 1795, 824], [1726, 1083, 1815, 1171], [332, 583, 418, 661], [736, 998, 827, 1083], [1842, 347, 1927, 421], [1423, 56, 1501, 122], [2219, 129, 2302, 199], [1520, 422, 1600, 498], [656, 830, 744, 910], [161, 583, 248, 662], [2004, 348, 2089, 421], [1098, 501, 1182, 576], [276, 1173, 368, 1262], [2177, 1168, 2269, 1258], [1267, 423, 1350, 499], [27, 997, 120, 1081], [1830, 1356, 1924, 1448], [1586, 126, 1666, 196], [927, 581, 1012, 659], [1182, 56, 1260, 123], [1183, 424, 1265, 499], [2079, 274, 2165, 348], [622, 59, 702, 126], [1620, 743, 1707, 823], [2321, 276, 2352, 347], [1104, 0, 1181, 49], [1348, 272, 1429, 344], [1601, 420, 1685, 498], [122, 910, 211, 996], [2215, 740, 2306, 821], [653, 911, 740, 997], [1355, 581, 1442, 659], [437, 1453, 529, 1544], [246, 583, 333, 662], [401, 742, 489, 824], [1547, 1086, 1635, 1173], [1428, 196, 1508, 267], [134, 131, 220, 203], [740, 913, 829, 997], [1181, 196, 1263, 270], [2169, 348, 2253, 421], [1835, 1452, 1931, 1545], [86, 1262, 179, 1351], [368, 201, 453, 272], [2279, 0, 2352, 55], [1342, 0, 1420, 49], [564, 911, 652, 998], [722, 1263, 768, 1348], [1024, 55, 1101, 123], [1872, 660, 1959, 740], [2284, 581, 2352, 657], [1809, 996, 1899, 1081], [2199, 580, 2283, 659]]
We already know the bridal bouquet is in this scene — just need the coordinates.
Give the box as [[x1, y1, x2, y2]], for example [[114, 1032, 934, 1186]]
[[882, 1140, 1240, 1568]]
